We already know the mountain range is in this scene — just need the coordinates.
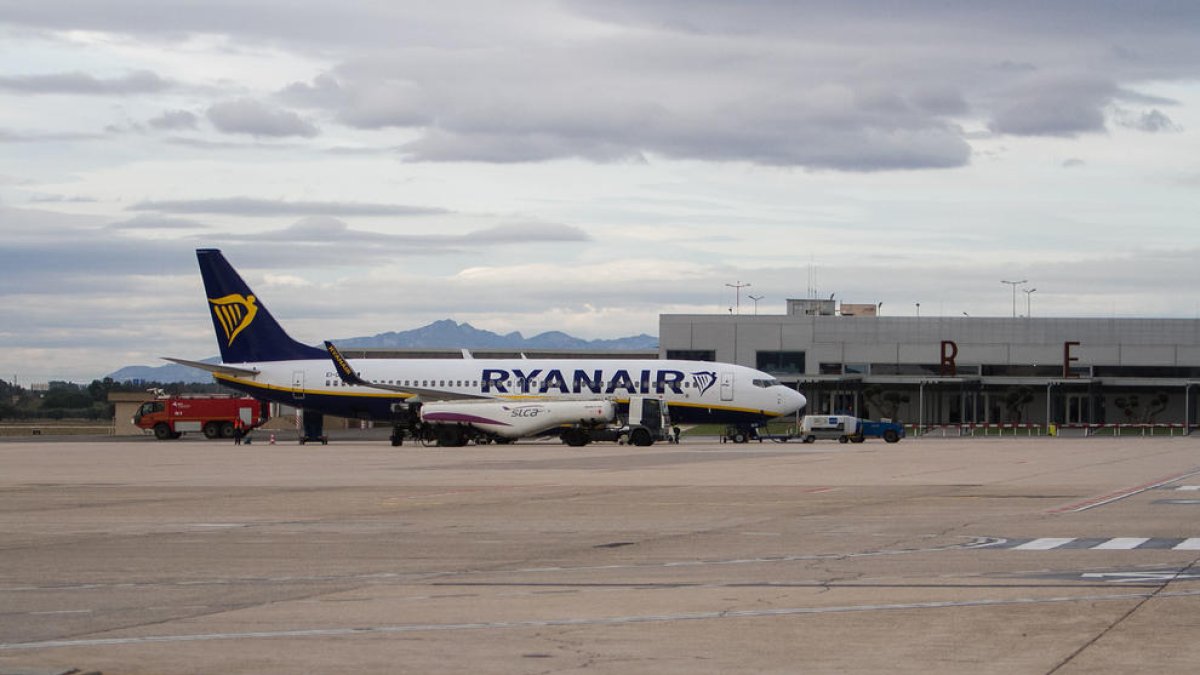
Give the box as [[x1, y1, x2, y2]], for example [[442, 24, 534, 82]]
[[107, 320, 659, 383]]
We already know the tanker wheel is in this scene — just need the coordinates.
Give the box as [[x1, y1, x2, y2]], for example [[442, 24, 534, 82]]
[[838, 435, 849, 444], [562, 429, 589, 447], [802, 435, 816, 444], [630, 428, 653, 447], [437, 426, 467, 447], [203, 422, 221, 439], [153, 423, 173, 440]]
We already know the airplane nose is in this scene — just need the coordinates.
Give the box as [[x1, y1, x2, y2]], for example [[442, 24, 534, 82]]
[[784, 387, 807, 414]]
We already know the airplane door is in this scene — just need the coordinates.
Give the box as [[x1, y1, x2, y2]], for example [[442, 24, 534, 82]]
[[292, 370, 305, 400], [720, 372, 734, 401]]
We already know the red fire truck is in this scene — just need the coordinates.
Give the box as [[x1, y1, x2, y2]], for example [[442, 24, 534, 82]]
[[133, 394, 269, 440]]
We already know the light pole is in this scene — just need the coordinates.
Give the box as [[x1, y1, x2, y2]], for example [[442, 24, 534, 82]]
[[1023, 288, 1037, 317], [726, 281, 751, 315], [748, 294, 764, 316], [1001, 279, 1027, 318]]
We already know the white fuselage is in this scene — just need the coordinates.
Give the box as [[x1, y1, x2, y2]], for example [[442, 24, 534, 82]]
[[215, 357, 807, 425]]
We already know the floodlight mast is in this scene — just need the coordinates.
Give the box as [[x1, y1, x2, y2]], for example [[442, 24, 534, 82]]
[[1001, 279, 1027, 318], [748, 294, 764, 315], [726, 281, 751, 315]]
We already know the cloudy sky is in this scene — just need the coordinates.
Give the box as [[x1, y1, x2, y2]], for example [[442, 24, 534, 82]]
[[2, 1, 1199, 383]]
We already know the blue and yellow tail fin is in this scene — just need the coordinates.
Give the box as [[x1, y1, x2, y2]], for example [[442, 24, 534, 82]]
[[197, 249, 327, 363]]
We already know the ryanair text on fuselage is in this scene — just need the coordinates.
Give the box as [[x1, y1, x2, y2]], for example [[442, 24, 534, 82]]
[[323, 367, 720, 397]]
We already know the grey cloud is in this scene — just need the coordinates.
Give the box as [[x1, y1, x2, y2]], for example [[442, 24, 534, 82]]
[[0, 128, 104, 143], [316, 47, 973, 169], [108, 214, 210, 230], [0, 208, 193, 291], [5, 1, 1200, 173], [225, 216, 591, 249], [129, 197, 448, 217], [0, 2, 555, 51], [206, 99, 319, 138], [1115, 89, 1179, 107], [29, 194, 98, 203], [1116, 109, 1183, 133], [148, 109, 199, 130], [988, 76, 1116, 137], [471, 222, 589, 243], [280, 74, 432, 129], [0, 69, 169, 95], [400, 130, 646, 164]]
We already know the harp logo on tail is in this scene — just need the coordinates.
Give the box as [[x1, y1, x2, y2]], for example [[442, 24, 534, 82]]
[[209, 293, 258, 347]]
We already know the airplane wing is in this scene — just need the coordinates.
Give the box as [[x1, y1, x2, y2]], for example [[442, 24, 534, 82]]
[[162, 357, 260, 378], [323, 341, 487, 401]]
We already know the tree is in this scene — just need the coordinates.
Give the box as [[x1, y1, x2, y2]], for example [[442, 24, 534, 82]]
[[41, 386, 93, 410], [87, 377, 119, 403], [1115, 392, 1170, 423], [1004, 386, 1035, 423], [863, 385, 910, 421], [1114, 395, 1141, 422]]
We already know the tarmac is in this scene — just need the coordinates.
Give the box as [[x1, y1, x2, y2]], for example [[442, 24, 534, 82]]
[[1, 433, 1199, 674]]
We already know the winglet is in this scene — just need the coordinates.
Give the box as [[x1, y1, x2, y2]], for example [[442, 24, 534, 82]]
[[323, 340, 484, 401], [325, 341, 367, 386]]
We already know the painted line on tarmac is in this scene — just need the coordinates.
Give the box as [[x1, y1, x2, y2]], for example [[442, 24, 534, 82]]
[[980, 537, 1200, 551], [509, 537, 1005, 575], [2, 538, 1005, 593], [1050, 467, 1200, 513], [5, 589, 1200, 651]]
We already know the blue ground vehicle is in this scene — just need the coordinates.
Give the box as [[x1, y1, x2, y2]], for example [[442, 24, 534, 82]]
[[854, 419, 905, 443], [798, 415, 904, 443]]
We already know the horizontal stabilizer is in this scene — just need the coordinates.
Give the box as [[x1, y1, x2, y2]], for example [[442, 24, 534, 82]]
[[162, 357, 259, 378]]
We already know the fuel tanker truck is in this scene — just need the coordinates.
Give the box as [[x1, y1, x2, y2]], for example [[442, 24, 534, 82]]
[[393, 395, 671, 447]]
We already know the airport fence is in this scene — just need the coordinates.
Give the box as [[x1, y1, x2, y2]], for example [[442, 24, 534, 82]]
[[905, 423, 1195, 438]]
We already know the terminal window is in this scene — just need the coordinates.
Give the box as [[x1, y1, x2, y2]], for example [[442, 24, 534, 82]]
[[667, 350, 716, 362], [757, 351, 806, 375]]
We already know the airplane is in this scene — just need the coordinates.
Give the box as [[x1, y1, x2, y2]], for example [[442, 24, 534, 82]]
[[169, 249, 807, 445]]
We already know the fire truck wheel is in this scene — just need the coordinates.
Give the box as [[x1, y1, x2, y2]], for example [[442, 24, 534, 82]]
[[203, 422, 221, 439], [153, 423, 173, 440], [220, 421, 235, 438]]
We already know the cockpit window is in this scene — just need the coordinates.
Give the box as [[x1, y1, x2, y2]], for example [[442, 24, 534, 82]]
[[752, 378, 782, 388]]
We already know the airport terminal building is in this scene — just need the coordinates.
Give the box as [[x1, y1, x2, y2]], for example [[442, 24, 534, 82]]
[[660, 299, 1200, 431]]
